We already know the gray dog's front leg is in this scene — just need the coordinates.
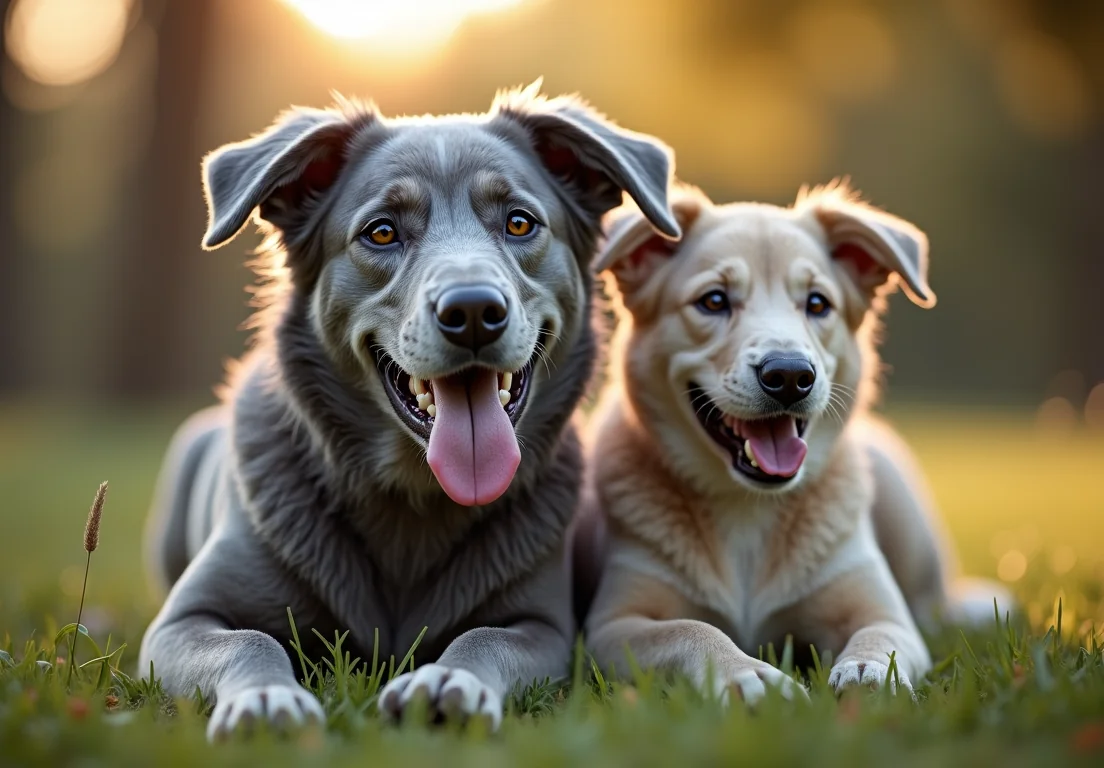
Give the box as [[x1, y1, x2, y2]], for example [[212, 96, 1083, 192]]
[[143, 614, 297, 697], [142, 613, 323, 740], [379, 552, 573, 729], [139, 518, 326, 741], [438, 620, 570, 694], [379, 620, 569, 729]]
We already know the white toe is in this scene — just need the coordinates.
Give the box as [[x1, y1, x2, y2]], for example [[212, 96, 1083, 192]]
[[399, 664, 451, 707], [264, 686, 303, 726], [205, 685, 324, 743], [479, 692, 503, 730], [730, 670, 767, 705], [206, 707, 230, 742], [224, 688, 263, 732], [380, 675, 412, 718], [774, 674, 809, 701], [296, 689, 326, 722], [439, 670, 483, 716]]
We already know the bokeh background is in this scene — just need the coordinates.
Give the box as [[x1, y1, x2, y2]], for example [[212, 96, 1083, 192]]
[[1, 0, 1102, 639]]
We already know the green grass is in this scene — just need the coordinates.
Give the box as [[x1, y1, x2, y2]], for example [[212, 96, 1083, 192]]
[[2, 403, 1104, 766]]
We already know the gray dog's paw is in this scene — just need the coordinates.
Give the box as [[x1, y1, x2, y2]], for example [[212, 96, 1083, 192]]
[[379, 664, 503, 730], [206, 684, 325, 742]]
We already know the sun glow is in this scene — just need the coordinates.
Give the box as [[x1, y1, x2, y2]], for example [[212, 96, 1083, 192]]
[[4, 0, 132, 87], [280, 0, 528, 54]]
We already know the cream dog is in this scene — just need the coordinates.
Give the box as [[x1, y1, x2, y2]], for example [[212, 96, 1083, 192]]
[[579, 182, 1010, 702]]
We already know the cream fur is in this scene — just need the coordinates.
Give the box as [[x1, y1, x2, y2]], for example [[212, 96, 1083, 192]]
[[582, 183, 1011, 701]]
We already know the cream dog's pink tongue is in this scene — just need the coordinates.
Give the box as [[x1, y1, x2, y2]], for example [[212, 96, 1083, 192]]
[[743, 416, 807, 477], [427, 369, 520, 506]]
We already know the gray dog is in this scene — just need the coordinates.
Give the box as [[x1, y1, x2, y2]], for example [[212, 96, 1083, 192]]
[[137, 85, 679, 741]]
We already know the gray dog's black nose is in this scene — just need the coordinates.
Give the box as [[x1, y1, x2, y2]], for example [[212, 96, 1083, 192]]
[[756, 353, 816, 407], [435, 284, 509, 352]]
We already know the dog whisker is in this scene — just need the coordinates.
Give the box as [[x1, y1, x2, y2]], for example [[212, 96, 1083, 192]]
[[686, 387, 723, 422], [368, 343, 390, 373], [686, 383, 726, 405], [829, 383, 858, 402], [532, 339, 557, 377], [829, 390, 852, 412]]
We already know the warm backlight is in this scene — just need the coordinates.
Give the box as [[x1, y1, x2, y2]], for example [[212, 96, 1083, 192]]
[[280, 0, 527, 54]]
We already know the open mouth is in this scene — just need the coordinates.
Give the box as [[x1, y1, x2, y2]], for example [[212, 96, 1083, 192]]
[[374, 348, 534, 507], [689, 385, 808, 485], [376, 354, 532, 438]]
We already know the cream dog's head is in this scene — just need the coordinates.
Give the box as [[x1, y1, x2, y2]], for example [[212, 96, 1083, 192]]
[[597, 182, 934, 496]]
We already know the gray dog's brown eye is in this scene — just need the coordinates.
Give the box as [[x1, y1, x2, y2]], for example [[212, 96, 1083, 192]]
[[362, 219, 398, 247], [505, 210, 537, 239]]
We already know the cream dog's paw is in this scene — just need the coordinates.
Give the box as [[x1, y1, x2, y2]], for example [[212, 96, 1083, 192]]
[[206, 684, 324, 742], [828, 659, 914, 696], [715, 663, 809, 706], [380, 664, 503, 730]]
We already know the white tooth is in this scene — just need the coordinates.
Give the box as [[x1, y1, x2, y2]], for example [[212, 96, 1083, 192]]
[[426, 403, 437, 418], [743, 439, 752, 457], [749, 457, 759, 469], [407, 377, 416, 396], [501, 371, 513, 391], [416, 393, 433, 410], [413, 378, 428, 396], [499, 389, 511, 407]]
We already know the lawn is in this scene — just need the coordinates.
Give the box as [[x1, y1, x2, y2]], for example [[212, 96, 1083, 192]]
[[2, 402, 1103, 766]]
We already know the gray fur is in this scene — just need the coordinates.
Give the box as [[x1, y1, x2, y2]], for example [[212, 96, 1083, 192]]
[[139, 86, 678, 739]]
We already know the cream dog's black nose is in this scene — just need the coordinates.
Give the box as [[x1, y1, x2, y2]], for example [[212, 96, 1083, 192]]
[[435, 285, 509, 352], [757, 354, 816, 407]]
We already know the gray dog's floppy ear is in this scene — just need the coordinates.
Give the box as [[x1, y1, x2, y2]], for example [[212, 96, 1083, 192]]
[[201, 106, 371, 250], [491, 84, 681, 240], [797, 183, 935, 309]]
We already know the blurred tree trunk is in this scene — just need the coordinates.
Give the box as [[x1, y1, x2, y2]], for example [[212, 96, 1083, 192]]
[[1073, 126, 1104, 385], [0, 0, 22, 393], [106, 0, 213, 400], [1041, 1, 1104, 389]]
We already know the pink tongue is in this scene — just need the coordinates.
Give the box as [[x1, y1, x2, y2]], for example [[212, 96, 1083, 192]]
[[427, 369, 520, 506], [742, 416, 807, 478]]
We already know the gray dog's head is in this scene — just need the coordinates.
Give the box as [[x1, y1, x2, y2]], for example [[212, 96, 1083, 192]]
[[201, 85, 679, 506]]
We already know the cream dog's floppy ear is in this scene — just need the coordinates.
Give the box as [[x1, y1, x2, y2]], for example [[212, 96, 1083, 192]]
[[797, 183, 935, 309], [595, 189, 704, 294]]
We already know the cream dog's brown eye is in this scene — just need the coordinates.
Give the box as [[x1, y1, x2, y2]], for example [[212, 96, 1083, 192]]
[[362, 219, 398, 246], [696, 290, 730, 314], [806, 292, 832, 318], [505, 211, 538, 239]]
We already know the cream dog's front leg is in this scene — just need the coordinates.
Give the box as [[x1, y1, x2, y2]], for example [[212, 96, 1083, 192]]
[[776, 528, 931, 695], [586, 565, 806, 704]]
